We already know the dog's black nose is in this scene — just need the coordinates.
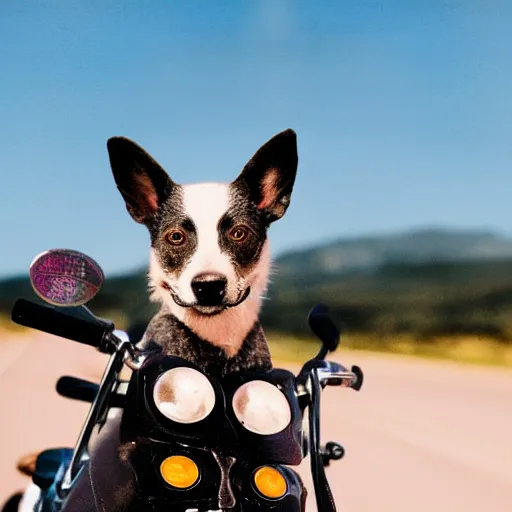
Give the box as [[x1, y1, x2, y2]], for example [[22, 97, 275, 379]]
[[191, 273, 227, 307]]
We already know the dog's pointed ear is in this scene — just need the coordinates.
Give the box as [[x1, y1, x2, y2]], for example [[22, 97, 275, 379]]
[[233, 129, 298, 222], [107, 137, 176, 225]]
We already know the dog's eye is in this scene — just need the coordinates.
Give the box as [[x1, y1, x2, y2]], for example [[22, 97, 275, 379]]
[[166, 230, 186, 246], [230, 226, 248, 242]]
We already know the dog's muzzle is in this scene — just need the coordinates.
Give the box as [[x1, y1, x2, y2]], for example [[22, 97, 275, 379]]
[[170, 287, 251, 315]]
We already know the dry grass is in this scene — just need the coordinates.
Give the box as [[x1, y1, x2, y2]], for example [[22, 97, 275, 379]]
[[267, 331, 512, 368]]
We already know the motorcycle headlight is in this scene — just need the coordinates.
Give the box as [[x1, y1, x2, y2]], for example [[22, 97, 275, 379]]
[[153, 367, 215, 423], [232, 380, 292, 435]]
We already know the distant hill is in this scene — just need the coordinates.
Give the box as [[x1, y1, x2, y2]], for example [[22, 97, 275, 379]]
[[1, 228, 512, 342], [274, 228, 512, 284]]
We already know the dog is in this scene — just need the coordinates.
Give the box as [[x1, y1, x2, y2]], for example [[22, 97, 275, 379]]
[[107, 128, 299, 377], [11, 129, 298, 511]]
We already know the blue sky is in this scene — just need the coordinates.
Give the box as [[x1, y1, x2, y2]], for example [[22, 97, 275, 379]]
[[1, 1, 511, 276]]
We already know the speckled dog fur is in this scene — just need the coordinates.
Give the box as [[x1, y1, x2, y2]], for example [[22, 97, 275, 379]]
[[141, 310, 272, 377]]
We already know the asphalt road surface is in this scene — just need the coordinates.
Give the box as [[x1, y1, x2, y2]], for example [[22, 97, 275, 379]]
[[1, 333, 511, 511]]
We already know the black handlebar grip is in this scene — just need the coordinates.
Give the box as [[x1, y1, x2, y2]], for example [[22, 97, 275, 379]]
[[56, 376, 99, 403], [351, 365, 364, 391], [56, 376, 126, 408], [11, 299, 113, 349]]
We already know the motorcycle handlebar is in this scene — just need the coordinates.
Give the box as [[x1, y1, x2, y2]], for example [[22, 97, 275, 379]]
[[11, 299, 115, 352]]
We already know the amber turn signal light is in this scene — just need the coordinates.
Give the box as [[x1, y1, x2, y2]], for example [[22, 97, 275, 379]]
[[160, 455, 199, 489], [253, 466, 287, 499]]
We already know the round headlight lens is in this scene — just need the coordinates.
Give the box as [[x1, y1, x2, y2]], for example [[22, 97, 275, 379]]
[[232, 380, 292, 435], [153, 367, 215, 423]]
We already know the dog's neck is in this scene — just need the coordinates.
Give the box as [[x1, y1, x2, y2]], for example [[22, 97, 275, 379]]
[[148, 241, 272, 358]]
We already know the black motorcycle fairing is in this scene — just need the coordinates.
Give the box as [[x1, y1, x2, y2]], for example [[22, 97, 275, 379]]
[[27, 357, 309, 512], [118, 355, 308, 510]]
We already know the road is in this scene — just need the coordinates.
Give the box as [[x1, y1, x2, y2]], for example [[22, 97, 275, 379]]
[[1, 333, 511, 511]]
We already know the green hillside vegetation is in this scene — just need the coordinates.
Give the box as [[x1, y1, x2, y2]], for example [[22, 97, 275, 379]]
[[265, 258, 512, 341]]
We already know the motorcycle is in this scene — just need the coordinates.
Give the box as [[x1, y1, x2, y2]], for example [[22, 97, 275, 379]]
[[3, 248, 364, 511]]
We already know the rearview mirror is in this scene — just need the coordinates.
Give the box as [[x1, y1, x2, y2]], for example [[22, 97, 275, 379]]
[[29, 249, 104, 307], [308, 304, 340, 353]]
